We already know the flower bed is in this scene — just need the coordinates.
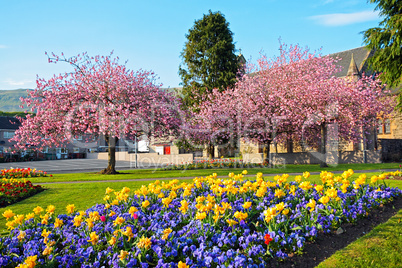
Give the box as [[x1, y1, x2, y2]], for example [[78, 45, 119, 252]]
[[0, 168, 48, 207], [163, 159, 268, 170], [0, 170, 401, 267], [1, 168, 49, 179]]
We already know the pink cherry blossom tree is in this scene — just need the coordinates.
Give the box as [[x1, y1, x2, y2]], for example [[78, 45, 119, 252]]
[[189, 42, 394, 165], [12, 52, 181, 174], [183, 88, 241, 159]]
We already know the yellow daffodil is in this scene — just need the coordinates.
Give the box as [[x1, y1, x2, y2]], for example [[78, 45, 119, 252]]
[[275, 202, 286, 212], [129, 206, 138, 217], [162, 228, 172, 240], [66, 204, 75, 214], [306, 199, 316, 212], [25, 213, 35, 221], [40, 214, 49, 225], [105, 187, 114, 194], [256, 187, 267, 198], [33, 206, 44, 215], [87, 231, 99, 245], [118, 250, 129, 260], [86, 218, 94, 230], [46, 205, 56, 215], [17, 230, 26, 241], [221, 202, 232, 211], [319, 195, 330, 205], [113, 216, 125, 226], [73, 215, 83, 227], [325, 187, 338, 198], [162, 197, 172, 208], [142, 200, 150, 208], [178, 261, 189, 268], [299, 181, 313, 191], [17, 255, 37, 268], [121, 226, 134, 241], [41, 229, 51, 239], [274, 189, 285, 198], [109, 236, 117, 245], [314, 185, 324, 192], [42, 246, 53, 256], [282, 208, 290, 215], [263, 207, 277, 223], [179, 200, 189, 214], [226, 219, 238, 226], [5, 220, 16, 230], [243, 201, 252, 209], [54, 218, 63, 228], [234, 211, 248, 221], [137, 236, 152, 249], [196, 212, 207, 220]]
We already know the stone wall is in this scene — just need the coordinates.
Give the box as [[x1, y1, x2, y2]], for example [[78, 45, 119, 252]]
[[380, 139, 402, 162], [87, 152, 194, 167], [243, 150, 381, 165]]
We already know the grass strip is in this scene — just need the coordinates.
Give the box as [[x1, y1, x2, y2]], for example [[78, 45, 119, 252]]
[[25, 162, 402, 184], [316, 207, 402, 268]]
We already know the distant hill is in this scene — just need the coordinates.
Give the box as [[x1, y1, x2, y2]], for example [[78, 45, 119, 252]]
[[0, 87, 183, 113], [0, 89, 29, 112]]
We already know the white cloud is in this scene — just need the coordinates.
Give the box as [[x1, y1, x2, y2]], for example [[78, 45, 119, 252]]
[[5, 79, 32, 86], [0, 45, 7, 49], [309, 10, 380, 26]]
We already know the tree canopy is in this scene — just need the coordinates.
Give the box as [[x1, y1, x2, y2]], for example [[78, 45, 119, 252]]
[[363, 0, 402, 110], [179, 10, 241, 110]]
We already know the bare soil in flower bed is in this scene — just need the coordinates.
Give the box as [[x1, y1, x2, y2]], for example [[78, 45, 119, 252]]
[[268, 197, 402, 267], [389, 175, 402, 180]]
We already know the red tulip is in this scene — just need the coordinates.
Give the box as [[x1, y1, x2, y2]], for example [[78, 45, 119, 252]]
[[264, 233, 273, 245]]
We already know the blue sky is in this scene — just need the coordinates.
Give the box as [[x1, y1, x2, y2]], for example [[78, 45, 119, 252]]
[[0, 0, 381, 90]]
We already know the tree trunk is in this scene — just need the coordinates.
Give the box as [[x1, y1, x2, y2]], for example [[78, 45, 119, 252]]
[[320, 123, 328, 168], [100, 135, 119, 174], [286, 139, 293, 153], [207, 143, 214, 160], [262, 141, 271, 165]]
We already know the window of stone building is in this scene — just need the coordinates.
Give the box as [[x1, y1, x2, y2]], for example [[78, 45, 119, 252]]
[[377, 119, 383, 134], [3, 131, 15, 139], [384, 119, 391, 134]]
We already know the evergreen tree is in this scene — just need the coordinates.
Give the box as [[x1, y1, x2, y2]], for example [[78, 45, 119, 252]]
[[363, 0, 402, 110], [179, 10, 240, 110]]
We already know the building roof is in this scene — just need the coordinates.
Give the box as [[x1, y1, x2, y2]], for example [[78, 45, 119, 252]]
[[0, 116, 21, 130], [328, 46, 374, 78]]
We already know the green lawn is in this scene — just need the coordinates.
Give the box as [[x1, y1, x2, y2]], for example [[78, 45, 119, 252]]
[[0, 164, 401, 267]]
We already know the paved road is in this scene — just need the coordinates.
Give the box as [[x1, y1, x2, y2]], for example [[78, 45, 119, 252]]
[[0, 159, 162, 174], [0, 158, 398, 180]]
